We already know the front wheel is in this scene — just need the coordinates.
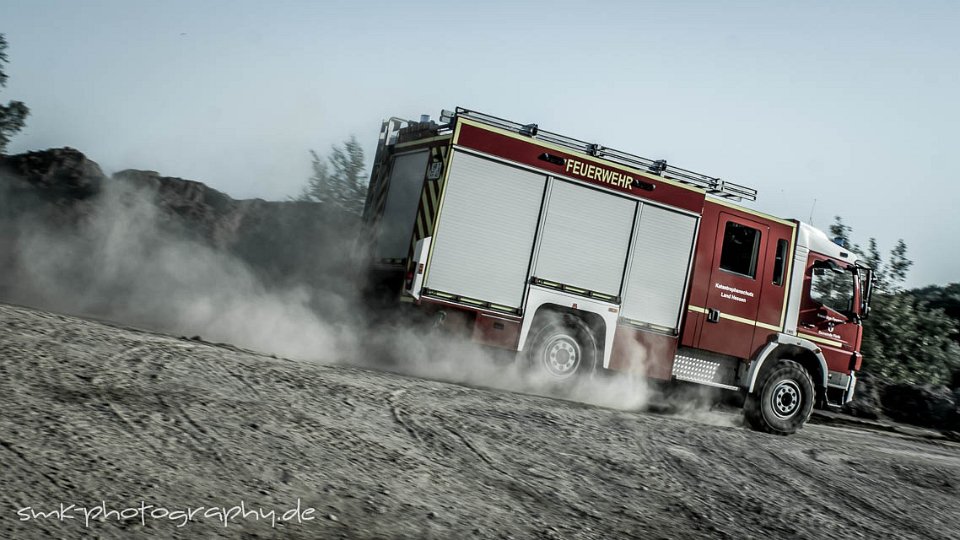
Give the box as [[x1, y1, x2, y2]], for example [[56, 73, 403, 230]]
[[744, 359, 815, 435]]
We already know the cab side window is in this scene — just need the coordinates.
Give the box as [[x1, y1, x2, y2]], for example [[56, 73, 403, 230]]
[[772, 239, 789, 286], [719, 221, 761, 278]]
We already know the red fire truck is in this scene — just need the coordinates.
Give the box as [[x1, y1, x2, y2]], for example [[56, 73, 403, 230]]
[[362, 108, 873, 435]]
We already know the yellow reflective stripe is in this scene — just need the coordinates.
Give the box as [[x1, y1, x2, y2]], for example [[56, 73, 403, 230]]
[[756, 321, 781, 332], [720, 312, 757, 326], [688, 305, 781, 331], [453, 120, 463, 145], [799, 332, 844, 348], [455, 118, 703, 195]]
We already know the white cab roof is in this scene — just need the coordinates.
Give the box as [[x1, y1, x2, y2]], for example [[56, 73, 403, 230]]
[[796, 222, 859, 265]]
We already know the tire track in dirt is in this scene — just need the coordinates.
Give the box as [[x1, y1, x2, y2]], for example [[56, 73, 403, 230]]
[[384, 387, 625, 535], [766, 447, 942, 539]]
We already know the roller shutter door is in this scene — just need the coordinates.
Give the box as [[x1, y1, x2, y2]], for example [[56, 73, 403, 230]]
[[533, 179, 636, 298], [424, 152, 546, 309], [621, 204, 698, 332]]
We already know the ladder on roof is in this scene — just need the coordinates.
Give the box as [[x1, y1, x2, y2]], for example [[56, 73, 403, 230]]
[[446, 107, 757, 202]]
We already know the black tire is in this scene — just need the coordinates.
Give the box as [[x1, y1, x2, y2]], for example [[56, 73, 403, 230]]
[[526, 315, 598, 382], [744, 359, 815, 435]]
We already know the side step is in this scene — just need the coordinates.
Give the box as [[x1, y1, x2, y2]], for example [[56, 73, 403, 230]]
[[672, 349, 741, 391]]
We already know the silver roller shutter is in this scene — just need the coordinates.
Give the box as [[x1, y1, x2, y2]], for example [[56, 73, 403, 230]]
[[621, 204, 698, 331], [533, 179, 636, 297], [424, 152, 546, 308], [376, 150, 430, 260]]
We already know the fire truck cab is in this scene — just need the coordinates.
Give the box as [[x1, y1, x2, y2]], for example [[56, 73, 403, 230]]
[[362, 108, 872, 435]]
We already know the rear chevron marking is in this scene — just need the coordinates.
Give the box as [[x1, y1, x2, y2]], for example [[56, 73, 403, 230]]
[[405, 144, 450, 261], [414, 195, 425, 241], [428, 181, 440, 214], [422, 192, 433, 233]]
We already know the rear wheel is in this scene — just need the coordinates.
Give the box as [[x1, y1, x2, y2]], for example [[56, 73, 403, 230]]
[[526, 316, 598, 382], [744, 359, 815, 435]]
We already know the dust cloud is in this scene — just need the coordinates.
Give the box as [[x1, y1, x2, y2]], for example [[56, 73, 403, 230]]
[[348, 316, 653, 411], [0, 177, 350, 360]]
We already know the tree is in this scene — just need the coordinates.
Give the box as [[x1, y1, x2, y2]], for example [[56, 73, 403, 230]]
[[828, 216, 960, 386], [861, 291, 959, 385], [910, 283, 960, 387], [297, 136, 367, 215], [828, 216, 859, 255], [0, 33, 29, 154], [828, 216, 911, 295], [912, 283, 960, 324]]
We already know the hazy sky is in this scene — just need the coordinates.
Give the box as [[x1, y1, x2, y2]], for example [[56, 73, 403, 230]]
[[3, 1, 958, 287]]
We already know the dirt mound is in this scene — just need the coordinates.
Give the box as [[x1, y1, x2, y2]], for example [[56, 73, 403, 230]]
[[112, 169, 238, 243], [0, 147, 359, 298], [0, 148, 106, 235], [0, 147, 105, 200]]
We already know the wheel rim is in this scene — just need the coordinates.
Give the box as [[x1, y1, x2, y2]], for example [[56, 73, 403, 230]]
[[541, 335, 581, 379], [771, 380, 802, 419]]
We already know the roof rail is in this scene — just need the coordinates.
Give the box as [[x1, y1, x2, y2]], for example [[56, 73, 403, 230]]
[[447, 107, 757, 202]]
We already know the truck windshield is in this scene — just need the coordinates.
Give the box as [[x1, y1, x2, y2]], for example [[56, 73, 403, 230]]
[[811, 265, 856, 316]]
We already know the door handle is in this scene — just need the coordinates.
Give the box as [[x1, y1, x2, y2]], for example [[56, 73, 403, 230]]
[[707, 308, 720, 323]]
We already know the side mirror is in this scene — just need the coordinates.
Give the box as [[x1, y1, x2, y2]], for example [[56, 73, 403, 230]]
[[857, 265, 875, 321]]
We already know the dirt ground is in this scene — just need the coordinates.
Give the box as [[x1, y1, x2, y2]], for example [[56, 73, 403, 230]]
[[1, 302, 958, 539]]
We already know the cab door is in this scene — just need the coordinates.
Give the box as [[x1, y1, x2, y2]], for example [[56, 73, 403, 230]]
[[798, 254, 862, 374], [696, 212, 769, 359]]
